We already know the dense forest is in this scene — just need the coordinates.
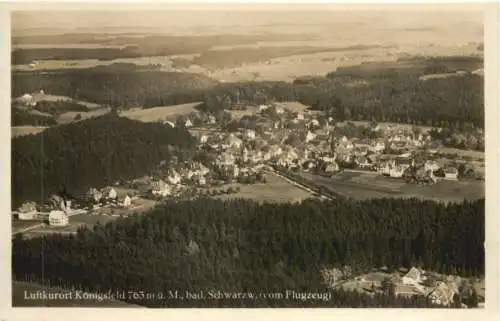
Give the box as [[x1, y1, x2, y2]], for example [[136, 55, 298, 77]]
[[11, 107, 57, 127], [12, 33, 318, 64], [12, 64, 218, 108], [12, 197, 483, 307], [298, 57, 484, 128], [11, 113, 196, 208], [33, 100, 91, 116]]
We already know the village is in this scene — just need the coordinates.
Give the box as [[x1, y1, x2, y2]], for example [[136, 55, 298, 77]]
[[12, 99, 485, 307], [13, 99, 485, 229]]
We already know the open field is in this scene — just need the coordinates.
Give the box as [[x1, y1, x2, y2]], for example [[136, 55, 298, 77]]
[[13, 92, 101, 109], [300, 171, 484, 202], [22, 213, 118, 238], [121, 102, 203, 122], [336, 120, 435, 133], [13, 56, 176, 72], [12, 220, 44, 234], [12, 281, 141, 307], [227, 106, 259, 120], [11, 12, 482, 81], [213, 171, 314, 203], [419, 72, 467, 81], [275, 101, 310, 113], [436, 147, 485, 160], [57, 108, 111, 124], [11, 126, 49, 137], [12, 43, 128, 50]]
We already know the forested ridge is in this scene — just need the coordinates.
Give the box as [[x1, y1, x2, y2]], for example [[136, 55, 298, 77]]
[[12, 33, 317, 64], [13, 56, 483, 128], [12, 64, 219, 108], [11, 113, 196, 208], [298, 57, 484, 128], [11, 107, 57, 127], [12, 198, 484, 307]]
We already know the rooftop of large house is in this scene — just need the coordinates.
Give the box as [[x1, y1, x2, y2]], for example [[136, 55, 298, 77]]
[[444, 166, 458, 174], [403, 267, 423, 280]]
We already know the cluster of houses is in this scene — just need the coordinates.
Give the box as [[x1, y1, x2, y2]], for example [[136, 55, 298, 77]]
[[14, 90, 45, 107], [85, 187, 133, 208], [14, 195, 82, 227], [186, 102, 482, 186], [128, 161, 213, 199], [325, 265, 472, 307]]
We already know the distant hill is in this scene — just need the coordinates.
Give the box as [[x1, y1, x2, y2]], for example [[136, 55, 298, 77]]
[[11, 113, 196, 208], [12, 63, 219, 108]]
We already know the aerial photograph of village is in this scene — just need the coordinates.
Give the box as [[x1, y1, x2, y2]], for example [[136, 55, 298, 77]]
[[10, 4, 485, 308]]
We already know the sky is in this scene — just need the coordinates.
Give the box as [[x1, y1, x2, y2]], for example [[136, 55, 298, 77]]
[[11, 5, 483, 33]]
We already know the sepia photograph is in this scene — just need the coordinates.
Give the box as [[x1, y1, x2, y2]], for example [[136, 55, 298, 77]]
[[3, 1, 497, 313]]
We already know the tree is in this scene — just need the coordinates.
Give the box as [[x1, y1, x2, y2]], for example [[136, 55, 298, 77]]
[[381, 277, 395, 297], [466, 288, 479, 308]]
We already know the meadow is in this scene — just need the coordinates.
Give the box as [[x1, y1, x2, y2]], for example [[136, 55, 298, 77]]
[[121, 102, 203, 123], [300, 171, 485, 203], [214, 171, 314, 203], [11, 126, 49, 137]]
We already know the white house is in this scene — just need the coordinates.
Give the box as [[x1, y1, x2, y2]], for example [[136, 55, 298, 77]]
[[338, 140, 355, 150], [227, 134, 243, 149], [354, 156, 371, 168], [269, 145, 283, 157], [200, 134, 209, 144], [185, 119, 193, 128], [424, 160, 440, 172], [324, 162, 340, 173], [208, 115, 217, 124], [444, 167, 459, 180], [231, 165, 240, 179], [370, 141, 386, 153], [102, 187, 117, 200], [167, 169, 182, 185], [259, 104, 269, 112], [310, 119, 320, 127], [192, 162, 210, 176], [427, 282, 456, 306], [305, 131, 317, 143], [121, 195, 132, 207], [250, 151, 264, 164], [48, 211, 69, 227], [60, 200, 72, 213], [296, 113, 305, 121], [18, 211, 37, 220], [275, 106, 285, 114], [108, 188, 117, 199], [389, 165, 405, 178], [151, 180, 172, 197], [197, 176, 207, 186], [164, 120, 176, 128], [402, 267, 423, 285], [19, 93, 36, 106], [245, 129, 256, 140], [217, 152, 236, 166], [87, 188, 103, 203], [17, 202, 37, 220]]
